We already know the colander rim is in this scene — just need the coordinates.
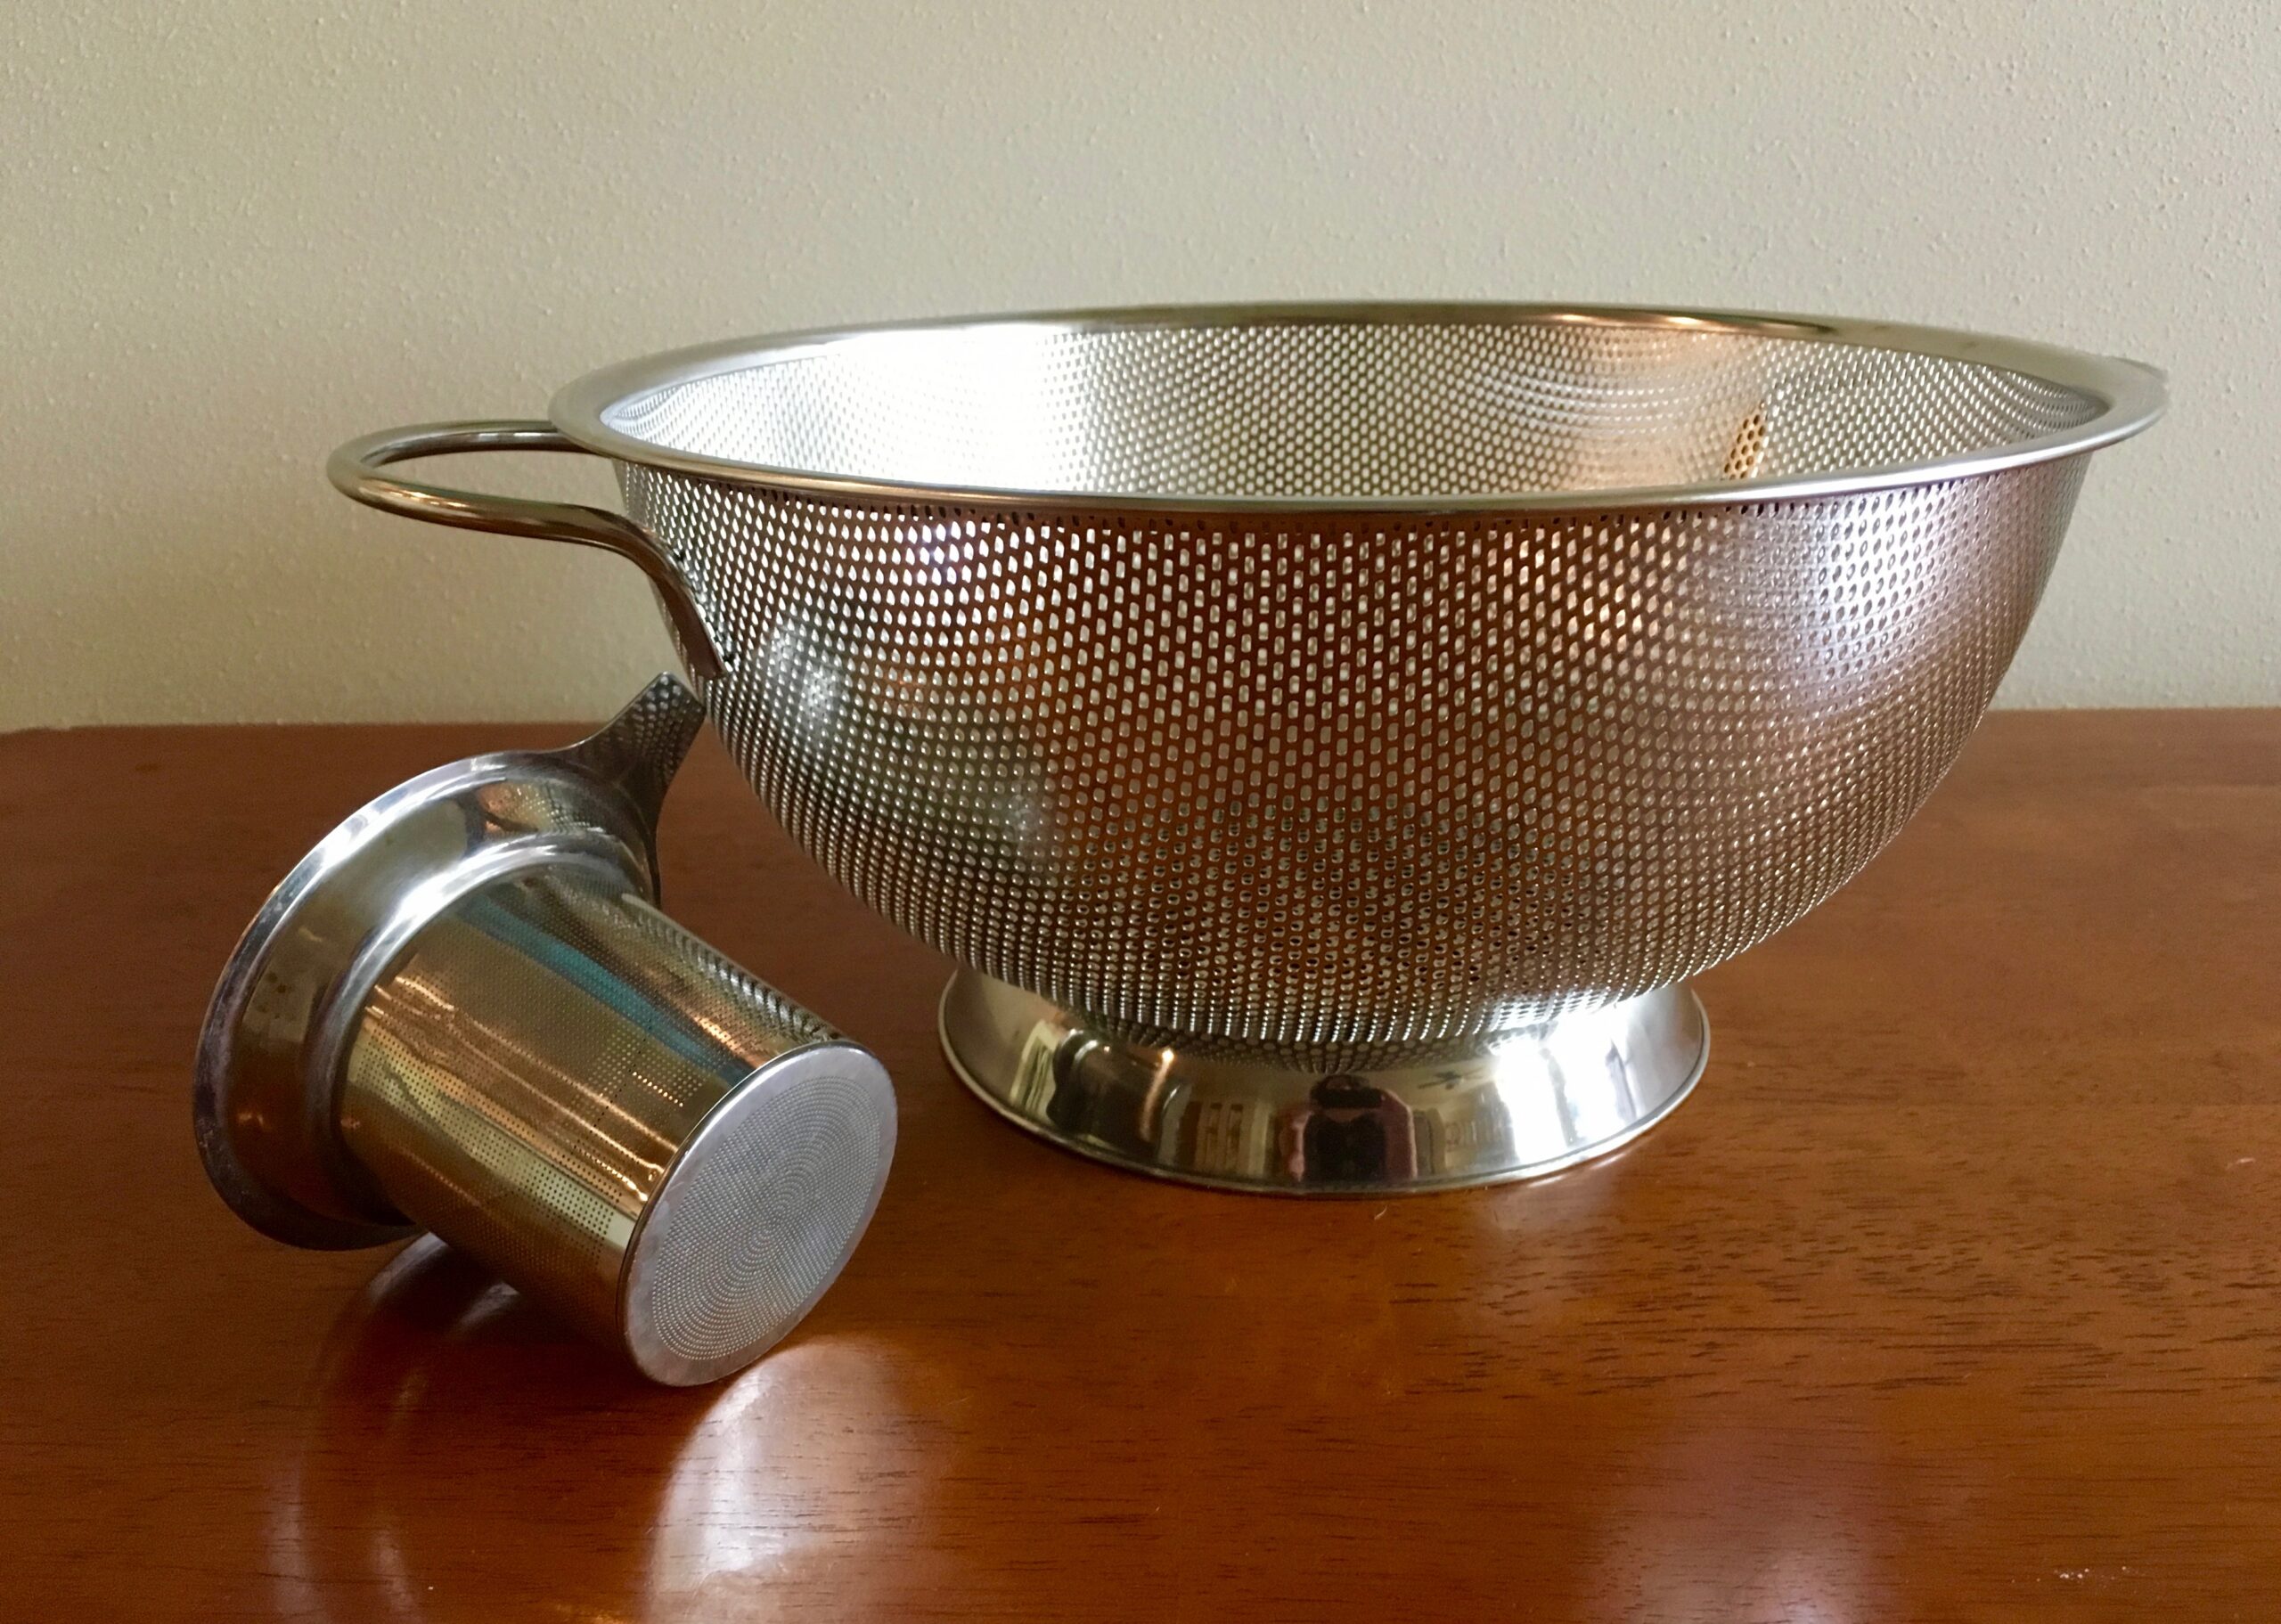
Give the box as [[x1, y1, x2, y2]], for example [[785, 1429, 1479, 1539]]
[[548, 300, 2164, 516]]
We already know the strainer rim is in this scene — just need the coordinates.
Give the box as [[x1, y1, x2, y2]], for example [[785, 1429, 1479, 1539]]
[[549, 300, 2164, 516]]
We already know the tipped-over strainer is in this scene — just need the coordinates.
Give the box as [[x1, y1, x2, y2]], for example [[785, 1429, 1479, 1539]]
[[328, 303, 2162, 1193], [195, 677, 896, 1380]]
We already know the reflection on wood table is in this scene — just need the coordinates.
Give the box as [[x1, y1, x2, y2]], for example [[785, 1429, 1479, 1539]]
[[2, 710, 2277, 1620]]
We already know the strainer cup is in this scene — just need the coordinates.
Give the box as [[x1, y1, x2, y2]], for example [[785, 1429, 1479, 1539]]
[[330, 302, 2162, 1193], [195, 678, 897, 1381]]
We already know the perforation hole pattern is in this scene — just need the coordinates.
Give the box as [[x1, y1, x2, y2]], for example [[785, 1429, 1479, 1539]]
[[601, 316, 2093, 1062], [641, 1072, 889, 1367]]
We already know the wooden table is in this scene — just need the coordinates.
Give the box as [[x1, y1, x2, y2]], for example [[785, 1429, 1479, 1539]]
[[4, 712, 2277, 1621]]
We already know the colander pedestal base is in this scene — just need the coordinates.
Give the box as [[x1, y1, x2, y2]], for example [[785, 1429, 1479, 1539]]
[[939, 972, 1707, 1195]]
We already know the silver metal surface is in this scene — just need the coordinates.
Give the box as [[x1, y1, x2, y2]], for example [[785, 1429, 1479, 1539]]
[[328, 422, 733, 679], [334, 301, 2163, 1190], [941, 970, 1705, 1193], [547, 302, 2162, 511], [195, 677, 896, 1380], [338, 861, 894, 1384]]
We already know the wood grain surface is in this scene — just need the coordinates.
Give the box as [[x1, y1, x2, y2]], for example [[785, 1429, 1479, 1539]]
[[2, 711, 2277, 1621]]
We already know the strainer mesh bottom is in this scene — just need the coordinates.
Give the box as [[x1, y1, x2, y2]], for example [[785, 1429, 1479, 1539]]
[[642, 1072, 889, 1366]]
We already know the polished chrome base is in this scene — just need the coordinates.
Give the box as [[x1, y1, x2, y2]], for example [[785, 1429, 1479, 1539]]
[[939, 973, 1708, 1195]]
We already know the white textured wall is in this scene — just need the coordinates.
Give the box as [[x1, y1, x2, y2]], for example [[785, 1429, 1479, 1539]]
[[3, 2, 2270, 726]]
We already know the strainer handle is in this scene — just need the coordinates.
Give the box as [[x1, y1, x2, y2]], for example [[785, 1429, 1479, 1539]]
[[327, 420, 732, 681]]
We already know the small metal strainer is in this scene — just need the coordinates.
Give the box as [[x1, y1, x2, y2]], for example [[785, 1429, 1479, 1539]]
[[329, 302, 2163, 1193], [195, 677, 896, 1383]]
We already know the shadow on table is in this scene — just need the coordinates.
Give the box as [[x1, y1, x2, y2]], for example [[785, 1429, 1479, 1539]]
[[258, 1236, 949, 1620]]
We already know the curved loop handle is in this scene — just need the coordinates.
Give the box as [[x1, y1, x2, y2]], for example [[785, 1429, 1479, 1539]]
[[328, 421, 732, 680]]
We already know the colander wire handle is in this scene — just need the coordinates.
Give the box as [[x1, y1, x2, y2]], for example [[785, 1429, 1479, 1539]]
[[327, 420, 732, 680]]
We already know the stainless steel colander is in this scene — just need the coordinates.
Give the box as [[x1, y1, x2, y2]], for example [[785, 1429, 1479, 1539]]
[[333, 302, 2162, 1193]]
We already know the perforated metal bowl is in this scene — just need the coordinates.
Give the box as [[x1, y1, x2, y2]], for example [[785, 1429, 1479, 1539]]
[[332, 303, 2162, 1192]]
